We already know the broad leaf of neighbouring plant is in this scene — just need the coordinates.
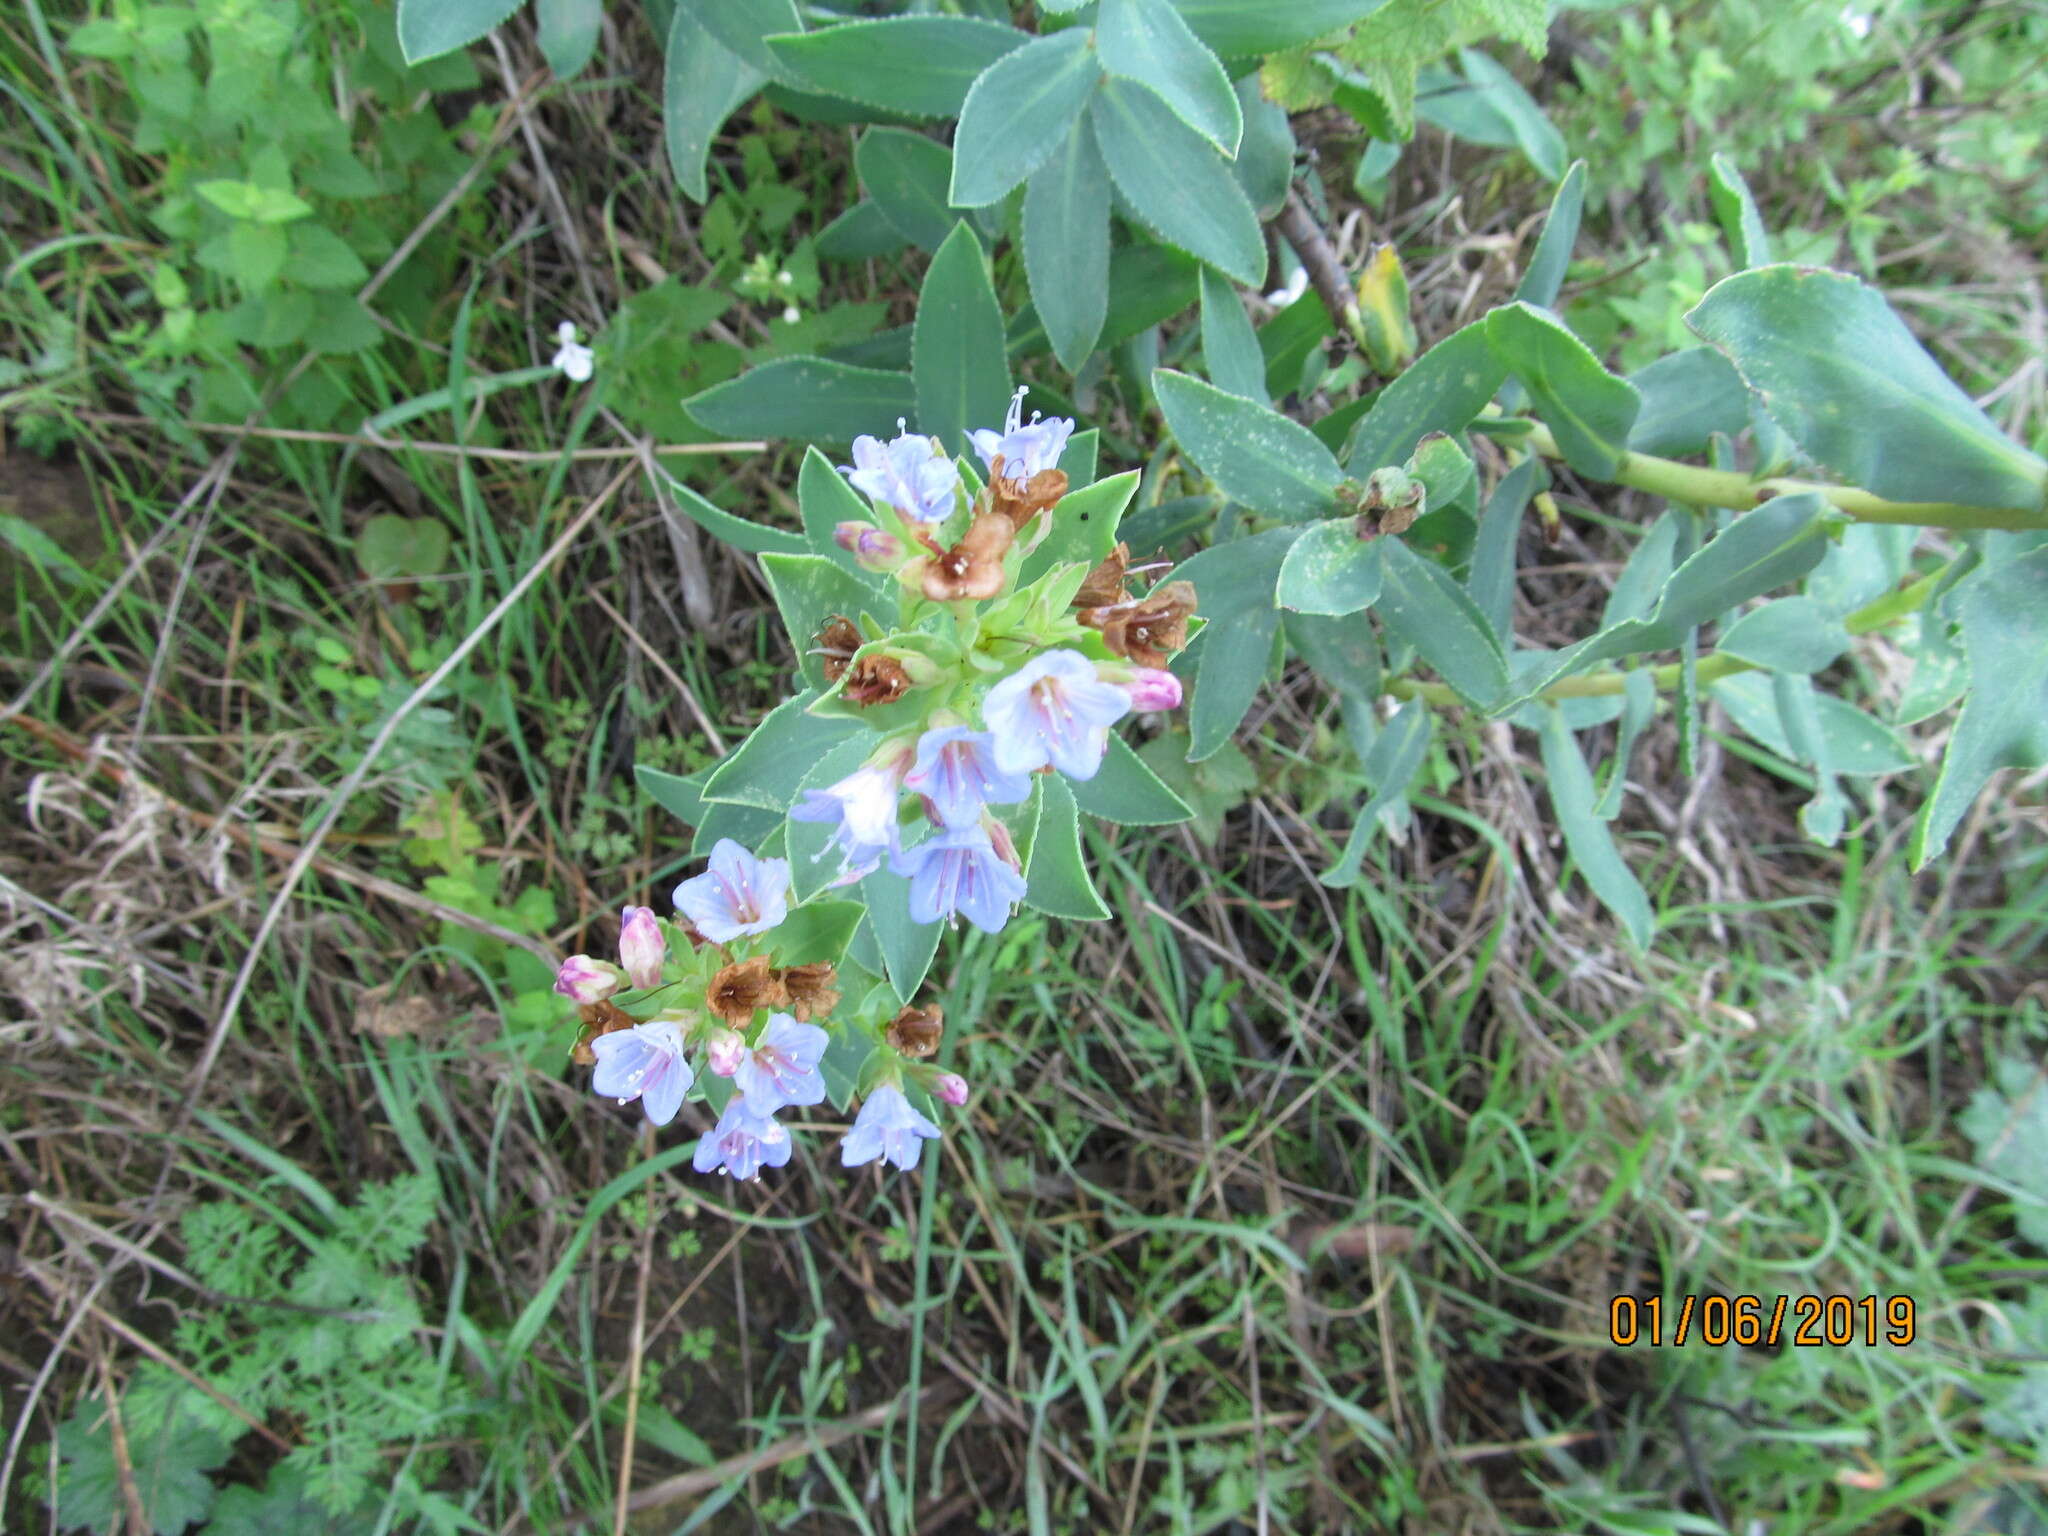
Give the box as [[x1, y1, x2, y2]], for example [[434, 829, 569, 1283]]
[[536, 0, 601, 77], [1688, 266, 2048, 513], [1023, 120, 1113, 371], [1538, 704, 1653, 947], [765, 16, 1024, 118], [1170, 527, 1301, 759], [856, 128, 963, 251], [1135, 733, 1257, 844], [860, 854, 943, 1004], [1154, 370, 1344, 520], [355, 514, 450, 580], [686, 356, 915, 442], [1089, 76, 1265, 287], [57, 1389, 232, 1536], [1717, 596, 1850, 674], [759, 552, 887, 693], [1099, 0, 1242, 157], [1068, 733, 1195, 825], [950, 28, 1100, 208], [1485, 302, 1640, 479], [700, 691, 865, 809], [206, 1464, 374, 1536], [1199, 266, 1266, 402], [1343, 319, 1507, 475], [1626, 348, 1752, 458], [1024, 774, 1112, 920], [1167, 0, 1395, 57], [1515, 159, 1585, 308], [1707, 152, 1774, 269], [1321, 698, 1430, 888], [1377, 536, 1508, 707], [1960, 1056, 2048, 1252], [397, 0, 526, 62], [914, 223, 1012, 459], [1276, 519, 1383, 616], [1018, 470, 1139, 587], [663, 7, 764, 202], [660, 469, 807, 557], [1914, 546, 2048, 867]]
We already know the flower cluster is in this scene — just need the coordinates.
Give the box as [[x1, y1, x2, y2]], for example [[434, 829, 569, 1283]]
[[559, 389, 1197, 1182]]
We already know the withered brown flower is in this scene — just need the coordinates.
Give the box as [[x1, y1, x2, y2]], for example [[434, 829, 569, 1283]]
[[1073, 541, 1131, 608], [776, 962, 842, 1023], [988, 454, 1068, 529], [570, 998, 635, 1066], [885, 1002, 944, 1059], [842, 653, 913, 706], [813, 615, 862, 683], [707, 955, 789, 1026], [921, 509, 1015, 602], [1079, 579, 1197, 669]]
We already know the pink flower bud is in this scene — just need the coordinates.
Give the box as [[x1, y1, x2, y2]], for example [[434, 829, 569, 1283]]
[[618, 906, 666, 991], [1125, 667, 1183, 712], [705, 1027, 746, 1077], [834, 521, 906, 571], [555, 954, 624, 1005], [934, 1072, 969, 1107], [983, 813, 1023, 875]]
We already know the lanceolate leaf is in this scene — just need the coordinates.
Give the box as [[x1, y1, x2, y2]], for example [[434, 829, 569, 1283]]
[[1717, 595, 1850, 674], [1024, 775, 1112, 920], [1485, 302, 1640, 479], [1276, 519, 1383, 616], [1515, 159, 1585, 309], [1377, 536, 1508, 708], [1626, 348, 1751, 458], [659, 468, 808, 557], [700, 692, 864, 810], [796, 446, 894, 583], [1469, 457, 1538, 641], [688, 0, 803, 80], [1023, 122, 1113, 371], [1343, 320, 1506, 476], [1018, 470, 1139, 586], [1687, 266, 2048, 513], [1154, 370, 1344, 520], [1707, 152, 1773, 269], [1099, 0, 1242, 156], [1321, 698, 1429, 888], [758, 553, 887, 692], [1089, 77, 1266, 287], [663, 7, 765, 202], [536, 0, 601, 77], [860, 858, 943, 1004], [856, 128, 960, 251], [950, 28, 1100, 208], [1914, 547, 2048, 867], [1167, 0, 1395, 58], [1068, 733, 1194, 825], [398, 0, 526, 63], [686, 356, 915, 442], [913, 223, 1012, 458], [1538, 704, 1654, 948], [1199, 267, 1267, 402], [765, 17, 1024, 119], [1170, 528, 1303, 759]]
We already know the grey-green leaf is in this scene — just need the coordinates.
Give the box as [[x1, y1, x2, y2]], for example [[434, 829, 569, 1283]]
[[1538, 704, 1654, 947], [1089, 76, 1265, 287], [1343, 320, 1506, 476], [1025, 775, 1112, 920], [914, 222, 1012, 458], [1321, 699, 1429, 888], [950, 28, 1100, 208], [856, 127, 960, 250], [1068, 733, 1194, 825], [1717, 595, 1850, 674], [1377, 537, 1508, 708], [1199, 267, 1266, 402], [1098, 0, 1242, 156], [1154, 370, 1343, 520], [687, 356, 915, 442], [1023, 121, 1113, 372], [765, 16, 1025, 119], [1276, 519, 1383, 616], [663, 6, 764, 202], [1485, 301, 1640, 480], [1707, 152, 1773, 269]]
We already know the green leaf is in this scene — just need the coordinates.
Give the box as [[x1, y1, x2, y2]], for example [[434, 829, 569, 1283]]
[[355, 514, 451, 580], [1068, 733, 1194, 825], [1343, 319, 1506, 475], [758, 552, 887, 691], [1023, 120, 1113, 371], [636, 763, 710, 826], [397, 0, 526, 63], [1089, 77, 1265, 287], [692, 800, 783, 858], [1376, 536, 1507, 706], [1469, 457, 1537, 640], [67, 18, 135, 58], [687, 356, 916, 443], [1716, 595, 1850, 674], [207, 1465, 370, 1536], [1199, 267, 1266, 402], [782, 739, 874, 901], [700, 690, 864, 809], [1626, 348, 1752, 458], [1960, 1057, 2048, 1252], [856, 127, 961, 251], [767, 17, 1025, 119], [1312, 0, 1549, 138], [817, 201, 908, 262], [663, 6, 765, 202], [1485, 301, 1640, 479], [225, 221, 288, 289], [819, 1022, 877, 1111], [1515, 159, 1584, 308], [1914, 547, 2048, 866], [1687, 266, 2048, 513], [1024, 775, 1112, 920], [1154, 370, 1343, 520], [1707, 152, 1773, 269], [1019, 470, 1140, 587], [285, 223, 370, 290], [1538, 704, 1653, 947], [1099, 0, 1241, 156], [1230, 74, 1295, 218], [688, 0, 803, 80], [1713, 671, 1913, 776], [796, 445, 896, 579], [860, 855, 943, 1003], [1415, 51, 1563, 181], [536, 0, 601, 76], [1276, 519, 1383, 616], [1135, 733, 1255, 844], [1170, 527, 1301, 758], [1286, 611, 1380, 701], [951, 29, 1100, 209], [1321, 698, 1429, 887], [660, 468, 808, 557], [57, 1387, 231, 1536], [913, 223, 1012, 458], [1167, 0, 1395, 57], [770, 899, 864, 966]]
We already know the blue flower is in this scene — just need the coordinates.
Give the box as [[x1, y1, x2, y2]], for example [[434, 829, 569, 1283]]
[[733, 1012, 830, 1115], [692, 1099, 792, 1181], [970, 386, 1074, 485], [840, 1084, 941, 1172], [590, 1018, 695, 1127], [890, 823, 1028, 934], [981, 649, 1131, 781], [673, 839, 791, 944], [790, 762, 904, 882], [902, 725, 1033, 829], [840, 421, 959, 524]]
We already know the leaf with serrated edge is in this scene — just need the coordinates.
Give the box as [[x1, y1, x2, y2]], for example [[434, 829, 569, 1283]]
[[1023, 121, 1112, 371], [950, 29, 1099, 207], [1089, 77, 1264, 286], [1155, 370, 1342, 520], [1099, 0, 1242, 156]]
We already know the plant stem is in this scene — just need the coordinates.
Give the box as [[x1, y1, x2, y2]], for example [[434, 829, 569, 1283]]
[[1520, 421, 2048, 531]]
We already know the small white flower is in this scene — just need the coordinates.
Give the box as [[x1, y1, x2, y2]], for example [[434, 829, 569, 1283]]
[[777, 269, 794, 285], [781, 304, 801, 324], [1841, 6, 1872, 36], [1265, 265, 1309, 307], [551, 320, 594, 383]]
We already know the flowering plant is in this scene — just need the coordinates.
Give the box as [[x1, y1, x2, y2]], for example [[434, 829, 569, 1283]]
[[562, 389, 1199, 1177]]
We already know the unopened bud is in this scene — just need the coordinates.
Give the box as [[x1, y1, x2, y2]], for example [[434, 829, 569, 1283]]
[[1124, 667, 1182, 712], [1355, 243, 1417, 373], [834, 521, 906, 571], [934, 1072, 969, 1107], [984, 814, 1022, 874], [618, 906, 666, 991], [705, 1027, 746, 1077], [555, 955, 624, 1005]]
